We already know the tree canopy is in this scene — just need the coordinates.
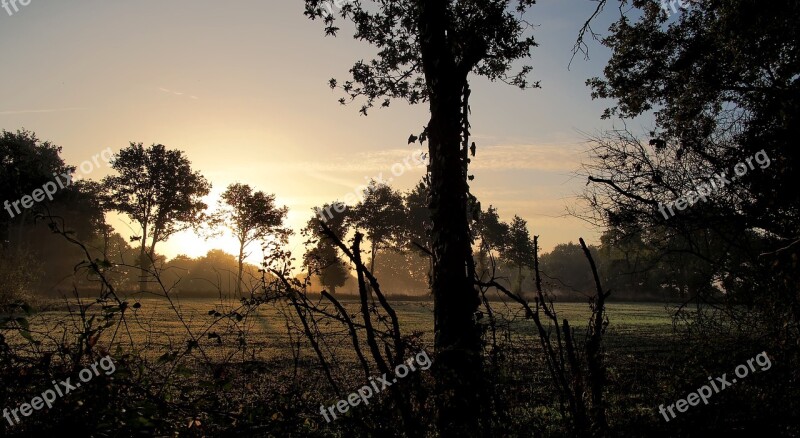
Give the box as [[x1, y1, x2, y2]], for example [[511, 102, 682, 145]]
[[103, 143, 211, 291], [210, 183, 288, 295]]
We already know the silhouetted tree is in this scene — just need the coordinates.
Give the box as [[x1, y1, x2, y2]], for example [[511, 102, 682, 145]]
[[501, 215, 535, 295], [162, 249, 261, 296], [94, 230, 140, 291], [0, 131, 111, 298], [373, 248, 430, 295], [540, 242, 598, 297], [102, 143, 210, 292], [475, 205, 510, 279], [402, 179, 434, 287], [304, 0, 539, 432], [404, 179, 432, 254], [210, 183, 288, 295], [0, 130, 72, 248], [309, 242, 350, 294], [584, 0, 800, 334], [304, 204, 351, 295], [351, 180, 406, 276]]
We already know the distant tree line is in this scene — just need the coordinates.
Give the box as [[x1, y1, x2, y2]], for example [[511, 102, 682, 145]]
[[1, 130, 704, 302]]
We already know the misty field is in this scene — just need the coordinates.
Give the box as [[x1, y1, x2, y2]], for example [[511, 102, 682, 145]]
[[4, 295, 794, 437], [16, 298, 676, 362]]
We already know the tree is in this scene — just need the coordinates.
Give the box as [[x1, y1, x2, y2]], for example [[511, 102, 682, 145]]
[[210, 183, 288, 295], [25, 180, 109, 293], [304, 203, 352, 295], [308, 241, 351, 294], [102, 143, 211, 292], [0, 130, 72, 248], [373, 247, 430, 295], [54, 180, 107, 241], [162, 249, 260, 296], [583, 0, 800, 331], [475, 205, 510, 280], [94, 230, 141, 291], [402, 179, 434, 287], [501, 215, 535, 295], [540, 242, 597, 297], [404, 178, 432, 255], [0, 131, 109, 300], [351, 180, 407, 276], [303, 2, 539, 431]]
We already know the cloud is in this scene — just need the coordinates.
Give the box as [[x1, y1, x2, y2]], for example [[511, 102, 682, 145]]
[[158, 87, 199, 100], [0, 107, 86, 116], [256, 147, 428, 174], [258, 143, 582, 174], [302, 170, 365, 189], [470, 144, 585, 172]]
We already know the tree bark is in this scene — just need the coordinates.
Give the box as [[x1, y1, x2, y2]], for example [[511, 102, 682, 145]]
[[369, 240, 378, 275], [139, 221, 149, 293], [237, 237, 246, 296], [418, 2, 485, 435], [142, 223, 160, 293]]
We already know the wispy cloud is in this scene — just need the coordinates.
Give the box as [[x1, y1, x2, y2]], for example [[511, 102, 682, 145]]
[[255, 147, 428, 174], [0, 107, 87, 116], [470, 144, 585, 172], [158, 87, 199, 100], [258, 143, 582, 175], [303, 170, 366, 189]]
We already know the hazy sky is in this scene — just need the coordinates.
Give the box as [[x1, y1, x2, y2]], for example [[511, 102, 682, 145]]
[[0, 0, 632, 263]]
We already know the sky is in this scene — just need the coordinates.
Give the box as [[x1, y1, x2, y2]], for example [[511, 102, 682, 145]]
[[0, 0, 630, 264]]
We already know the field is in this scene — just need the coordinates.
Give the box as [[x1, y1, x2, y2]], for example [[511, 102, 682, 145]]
[[6, 296, 796, 437], [20, 298, 677, 363]]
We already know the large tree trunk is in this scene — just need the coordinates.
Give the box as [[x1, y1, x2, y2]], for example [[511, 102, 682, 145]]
[[142, 226, 159, 293], [427, 90, 485, 437], [369, 241, 377, 275], [418, 2, 485, 435], [237, 238, 246, 296], [366, 241, 378, 300]]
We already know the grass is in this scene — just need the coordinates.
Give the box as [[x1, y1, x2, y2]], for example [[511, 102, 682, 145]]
[[9, 296, 733, 436], [15, 297, 676, 361]]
